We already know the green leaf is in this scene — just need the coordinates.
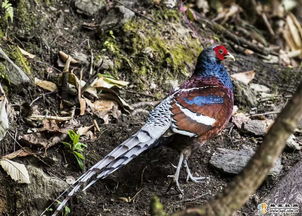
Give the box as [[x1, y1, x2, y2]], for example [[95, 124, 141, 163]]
[[2, 0, 13, 22], [73, 151, 85, 160], [63, 205, 71, 216], [74, 154, 85, 170]]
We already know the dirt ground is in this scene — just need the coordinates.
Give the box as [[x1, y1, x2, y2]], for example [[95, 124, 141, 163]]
[[0, 1, 302, 216]]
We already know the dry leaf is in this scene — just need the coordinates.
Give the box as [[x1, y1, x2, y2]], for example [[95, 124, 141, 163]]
[[2, 148, 34, 160], [86, 99, 121, 124], [0, 84, 9, 141], [231, 71, 255, 85], [79, 98, 86, 115], [0, 159, 30, 184], [18, 47, 36, 59], [77, 125, 94, 136], [20, 132, 67, 149], [232, 112, 250, 129], [39, 119, 69, 133], [58, 51, 78, 64], [92, 75, 129, 89], [34, 78, 58, 92]]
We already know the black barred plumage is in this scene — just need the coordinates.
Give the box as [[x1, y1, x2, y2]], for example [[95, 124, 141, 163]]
[[45, 44, 235, 215]]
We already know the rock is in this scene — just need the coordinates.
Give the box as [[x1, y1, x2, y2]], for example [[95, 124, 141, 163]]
[[286, 134, 301, 150], [0, 47, 31, 86], [233, 80, 258, 107], [210, 147, 282, 176], [14, 165, 68, 215], [96, 55, 114, 70], [243, 119, 274, 136], [75, 0, 105, 16], [100, 6, 135, 27], [73, 51, 89, 65]]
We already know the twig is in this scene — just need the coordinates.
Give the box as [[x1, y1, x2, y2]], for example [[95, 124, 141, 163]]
[[131, 108, 149, 116], [249, 111, 280, 117], [29, 108, 75, 121], [196, 17, 277, 56], [125, 89, 158, 98], [175, 194, 209, 204], [131, 101, 159, 108]]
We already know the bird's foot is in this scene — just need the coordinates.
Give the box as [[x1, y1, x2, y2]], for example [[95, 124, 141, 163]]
[[167, 153, 185, 194], [184, 159, 207, 183], [167, 174, 184, 194]]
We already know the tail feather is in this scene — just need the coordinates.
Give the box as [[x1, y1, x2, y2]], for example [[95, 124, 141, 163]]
[[50, 124, 169, 216]]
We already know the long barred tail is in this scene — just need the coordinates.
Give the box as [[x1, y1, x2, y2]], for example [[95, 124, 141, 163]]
[[48, 123, 169, 216]]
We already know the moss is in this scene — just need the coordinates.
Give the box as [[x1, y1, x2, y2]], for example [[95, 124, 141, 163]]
[[0, 29, 5, 39], [154, 8, 181, 21], [99, 10, 202, 94], [15, 0, 38, 36], [0, 63, 9, 81], [9, 45, 31, 74]]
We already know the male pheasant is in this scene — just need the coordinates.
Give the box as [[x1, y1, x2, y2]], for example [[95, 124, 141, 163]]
[[49, 44, 235, 215]]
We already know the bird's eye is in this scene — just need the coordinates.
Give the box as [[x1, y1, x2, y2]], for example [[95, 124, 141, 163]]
[[219, 49, 224, 54]]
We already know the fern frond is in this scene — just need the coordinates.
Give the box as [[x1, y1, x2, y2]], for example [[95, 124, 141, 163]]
[[2, 0, 14, 23]]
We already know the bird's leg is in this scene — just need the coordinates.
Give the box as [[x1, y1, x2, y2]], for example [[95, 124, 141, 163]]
[[167, 152, 185, 194], [183, 159, 206, 183]]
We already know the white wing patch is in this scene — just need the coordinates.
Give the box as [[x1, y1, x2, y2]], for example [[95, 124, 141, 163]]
[[171, 127, 197, 137], [175, 102, 216, 126]]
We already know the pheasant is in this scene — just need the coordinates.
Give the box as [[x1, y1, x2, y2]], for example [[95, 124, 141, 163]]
[[49, 44, 235, 216]]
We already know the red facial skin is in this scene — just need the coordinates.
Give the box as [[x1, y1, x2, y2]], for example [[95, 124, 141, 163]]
[[213, 45, 229, 61]]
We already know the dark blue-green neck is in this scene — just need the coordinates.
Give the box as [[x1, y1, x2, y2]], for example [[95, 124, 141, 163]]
[[194, 57, 233, 90]]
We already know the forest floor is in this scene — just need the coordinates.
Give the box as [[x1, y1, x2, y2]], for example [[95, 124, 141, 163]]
[[0, 0, 301, 216]]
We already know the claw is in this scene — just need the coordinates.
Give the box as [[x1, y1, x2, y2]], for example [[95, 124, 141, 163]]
[[184, 159, 207, 183], [167, 153, 185, 194]]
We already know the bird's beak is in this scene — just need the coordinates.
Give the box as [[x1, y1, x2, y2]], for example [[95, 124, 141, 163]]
[[225, 53, 236, 61]]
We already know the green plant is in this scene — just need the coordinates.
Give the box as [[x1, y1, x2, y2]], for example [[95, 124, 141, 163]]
[[62, 130, 87, 170], [2, 0, 13, 22], [51, 201, 71, 216]]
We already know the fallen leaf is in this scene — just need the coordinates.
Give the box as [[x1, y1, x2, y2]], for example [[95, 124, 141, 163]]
[[34, 78, 58, 92], [18, 47, 36, 59], [86, 99, 121, 124], [2, 147, 34, 160], [77, 125, 94, 136], [232, 112, 250, 129], [0, 159, 30, 184], [0, 84, 9, 141], [92, 74, 129, 89], [39, 119, 69, 133], [20, 132, 67, 149], [79, 98, 86, 115], [231, 70, 255, 85], [58, 51, 78, 64]]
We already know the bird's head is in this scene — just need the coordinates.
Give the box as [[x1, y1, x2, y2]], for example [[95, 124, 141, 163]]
[[193, 44, 235, 89], [202, 44, 235, 62]]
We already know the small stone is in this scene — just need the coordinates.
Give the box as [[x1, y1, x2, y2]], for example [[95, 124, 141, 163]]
[[100, 6, 135, 28], [73, 51, 89, 65], [233, 80, 258, 107], [232, 112, 249, 129], [286, 134, 301, 150], [250, 83, 270, 93], [75, 0, 105, 16], [243, 119, 273, 136], [96, 56, 114, 70], [210, 147, 282, 176]]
